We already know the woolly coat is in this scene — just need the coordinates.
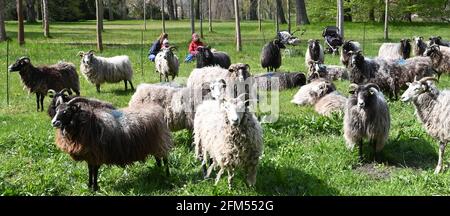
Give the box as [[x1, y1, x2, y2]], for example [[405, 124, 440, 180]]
[[80, 55, 133, 85]]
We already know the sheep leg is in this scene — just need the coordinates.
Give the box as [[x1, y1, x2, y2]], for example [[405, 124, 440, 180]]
[[435, 141, 447, 174], [92, 165, 100, 191], [227, 168, 235, 189], [35, 93, 40, 112], [163, 157, 170, 176], [124, 80, 128, 91], [128, 80, 134, 90], [155, 157, 162, 167], [205, 160, 215, 179], [246, 164, 258, 187], [40, 94, 45, 112], [214, 168, 225, 186], [96, 84, 101, 93], [88, 164, 93, 189]]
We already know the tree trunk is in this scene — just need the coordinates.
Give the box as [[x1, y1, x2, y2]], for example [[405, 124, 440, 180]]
[[108, 0, 113, 20], [36, 0, 41, 20], [234, 0, 241, 51], [42, 0, 49, 37], [190, 0, 195, 33], [195, 0, 200, 19], [287, 0, 291, 33], [276, 2, 279, 32], [249, 0, 258, 20], [199, 0, 203, 38], [384, 0, 388, 40], [174, 0, 178, 19], [167, 0, 175, 20], [276, 0, 286, 24], [295, 0, 309, 25], [143, 0, 146, 30], [17, 0, 25, 45], [369, 7, 375, 21], [337, 0, 344, 39], [161, 0, 166, 32], [258, 0, 261, 31], [25, 0, 37, 23], [0, 0, 6, 42], [121, 0, 127, 19], [96, 0, 103, 51], [208, 0, 212, 32]]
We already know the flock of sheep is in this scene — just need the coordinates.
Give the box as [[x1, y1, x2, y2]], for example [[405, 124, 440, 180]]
[[6, 32, 450, 192]]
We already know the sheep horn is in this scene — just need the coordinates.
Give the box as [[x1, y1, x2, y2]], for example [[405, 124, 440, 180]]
[[365, 83, 380, 92], [59, 88, 72, 96], [77, 51, 85, 57], [88, 50, 95, 54], [48, 89, 56, 98], [67, 97, 91, 106], [418, 76, 439, 84]]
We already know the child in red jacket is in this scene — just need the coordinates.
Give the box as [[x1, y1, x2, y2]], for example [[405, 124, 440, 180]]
[[185, 33, 205, 63]]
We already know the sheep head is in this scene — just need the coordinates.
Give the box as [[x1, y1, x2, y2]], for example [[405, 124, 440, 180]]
[[221, 93, 247, 127], [400, 38, 412, 59], [429, 36, 442, 46], [272, 39, 286, 49], [423, 44, 441, 57], [210, 79, 227, 101], [228, 63, 251, 82], [348, 83, 380, 109], [349, 50, 364, 68], [309, 79, 336, 101], [80, 50, 95, 65], [47, 89, 73, 118], [401, 77, 439, 102], [8, 57, 31, 72], [196, 46, 214, 67]]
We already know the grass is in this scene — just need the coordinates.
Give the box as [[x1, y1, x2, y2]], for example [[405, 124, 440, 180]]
[[1, 19, 450, 195]]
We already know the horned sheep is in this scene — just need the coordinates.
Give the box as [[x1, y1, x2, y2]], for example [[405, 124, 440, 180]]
[[155, 47, 179, 82], [305, 39, 324, 73]]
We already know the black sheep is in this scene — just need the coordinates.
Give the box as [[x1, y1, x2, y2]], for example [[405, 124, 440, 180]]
[[260, 39, 285, 72], [196, 46, 231, 69]]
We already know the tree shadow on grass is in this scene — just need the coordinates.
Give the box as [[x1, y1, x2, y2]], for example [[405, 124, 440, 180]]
[[254, 163, 340, 195]]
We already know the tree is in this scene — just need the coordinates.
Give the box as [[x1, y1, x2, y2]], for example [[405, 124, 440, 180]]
[[287, 0, 291, 33], [167, 0, 175, 19], [42, 0, 49, 37], [234, 0, 241, 51], [258, 0, 261, 31], [384, 0, 388, 40], [276, 0, 286, 24], [199, 0, 203, 38], [108, 0, 113, 20], [337, 0, 344, 39], [161, 0, 166, 32], [121, 0, 127, 19], [17, 0, 25, 45], [208, 0, 212, 32], [0, 0, 7, 42], [25, 0, 37, 23], [96, 0, 103, 51], [249, 0, 258, 20], [190, 0, 195, 33], [295, 0, 309, 25]]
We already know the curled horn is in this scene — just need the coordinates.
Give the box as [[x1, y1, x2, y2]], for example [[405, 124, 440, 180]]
[[365, 83, 380, 92], [348, 83, 359, 93], [88, 50, 95, 54], [67, 97, 91, 106], [59, 88, 71, 96], [77, 51, 85, 57], [48, 89, 56, 98], [418, 76, 439, 84]]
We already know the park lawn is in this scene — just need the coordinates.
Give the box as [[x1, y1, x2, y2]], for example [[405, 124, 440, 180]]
[[0, 19, 450, 195]]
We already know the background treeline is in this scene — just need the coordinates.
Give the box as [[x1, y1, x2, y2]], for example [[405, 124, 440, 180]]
[[2, 0, 449, 22]]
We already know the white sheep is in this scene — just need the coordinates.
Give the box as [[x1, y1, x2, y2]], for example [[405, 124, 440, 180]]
[[78, 50, 134, 92], [378, 39, 411, 60], [194, 94, 263, 189], [155, 47, 179, 82]]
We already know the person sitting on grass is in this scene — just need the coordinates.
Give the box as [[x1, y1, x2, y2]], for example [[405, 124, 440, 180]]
[[185, 33, 205, 63], [148, 33, 168, 62]]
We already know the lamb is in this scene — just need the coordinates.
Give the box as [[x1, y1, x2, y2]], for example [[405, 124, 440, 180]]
[[341, 40, 361, 68], [128, 83, 194, 132], [348, 51, 397, 99], [260, 39, 285, 72], [196, 46, 231, 69], [429, 36, 450, 47], [155, 46, 179, 82], [400, 76, 450, 174], [378, 38, 412, 60], [305, 39, 324, 73], [290, 78, 346, 116], [253, 72, 306, 91], [194, 94, 263, 189], [51, 97, 173, 191], [412, 36, 428, 56], [78, 50, 134, 92], [307, 61, 348, 82], [8, 57, 80, 112], [423, 44, 450, 79], [344, 83, 390, 161]]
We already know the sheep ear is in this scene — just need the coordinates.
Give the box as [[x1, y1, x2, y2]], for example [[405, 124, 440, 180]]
[[77, 51, 84, 57], [438, 36, 442, 40], [228, 65, 235, 72], [245, 64, 250, 71]]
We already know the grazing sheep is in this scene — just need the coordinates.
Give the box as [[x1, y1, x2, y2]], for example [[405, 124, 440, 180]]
[[155, 47, 179, 82], [78, 50, 134, 93], [305, 39, 325, 73], [47, 89, 115, 118], [51, 97, 173, 191], [390, 56, 437, 90], [429, 36, 450, 47], [194, 94, 263, 188], [348, 51, 397, 99], [8, 57, 80, 112], [128, 83, 195, 132], [291, 78, 336, 106], [341, 40, 361, 68], [196, 46, 231, 69], [412, 36, 428, 56], [423, 44, 450, 79], [344, 83, 390, 161], [378, 38, 412, 60], [277, 31, 301, 46], [307, 61, 348, 82], [400, 77, 449, 174], [261, 39, 285, 72], [253, 72, 306, 91]]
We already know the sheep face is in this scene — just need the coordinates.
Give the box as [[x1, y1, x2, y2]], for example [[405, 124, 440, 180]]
[[51, 102, 79, 128], [80, 51, 95, 65], [309, 79, 335, 99], [273, 39, 286, 49], [228, 63, 251, 82], [47, 89, 73, 118], [429, 36, 442, 46], [8, 57, 31, 72], [210, 79, 226, 101], [423, 44, 440, 57], [350, 51, 364, 68], [342, 41, 355, 54], [160, 47, 176, 60], [401, 77, 439, 102], [348, 83, 380, 109], [197, 46, 213, 60], [414, 36, 424, 47], [400, 38, 412, 58], [308, 39, 321, 59], [221, 95, 246, 126]]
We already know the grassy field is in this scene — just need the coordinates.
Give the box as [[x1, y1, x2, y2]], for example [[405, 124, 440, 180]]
[[1, 19, 450, 196]]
